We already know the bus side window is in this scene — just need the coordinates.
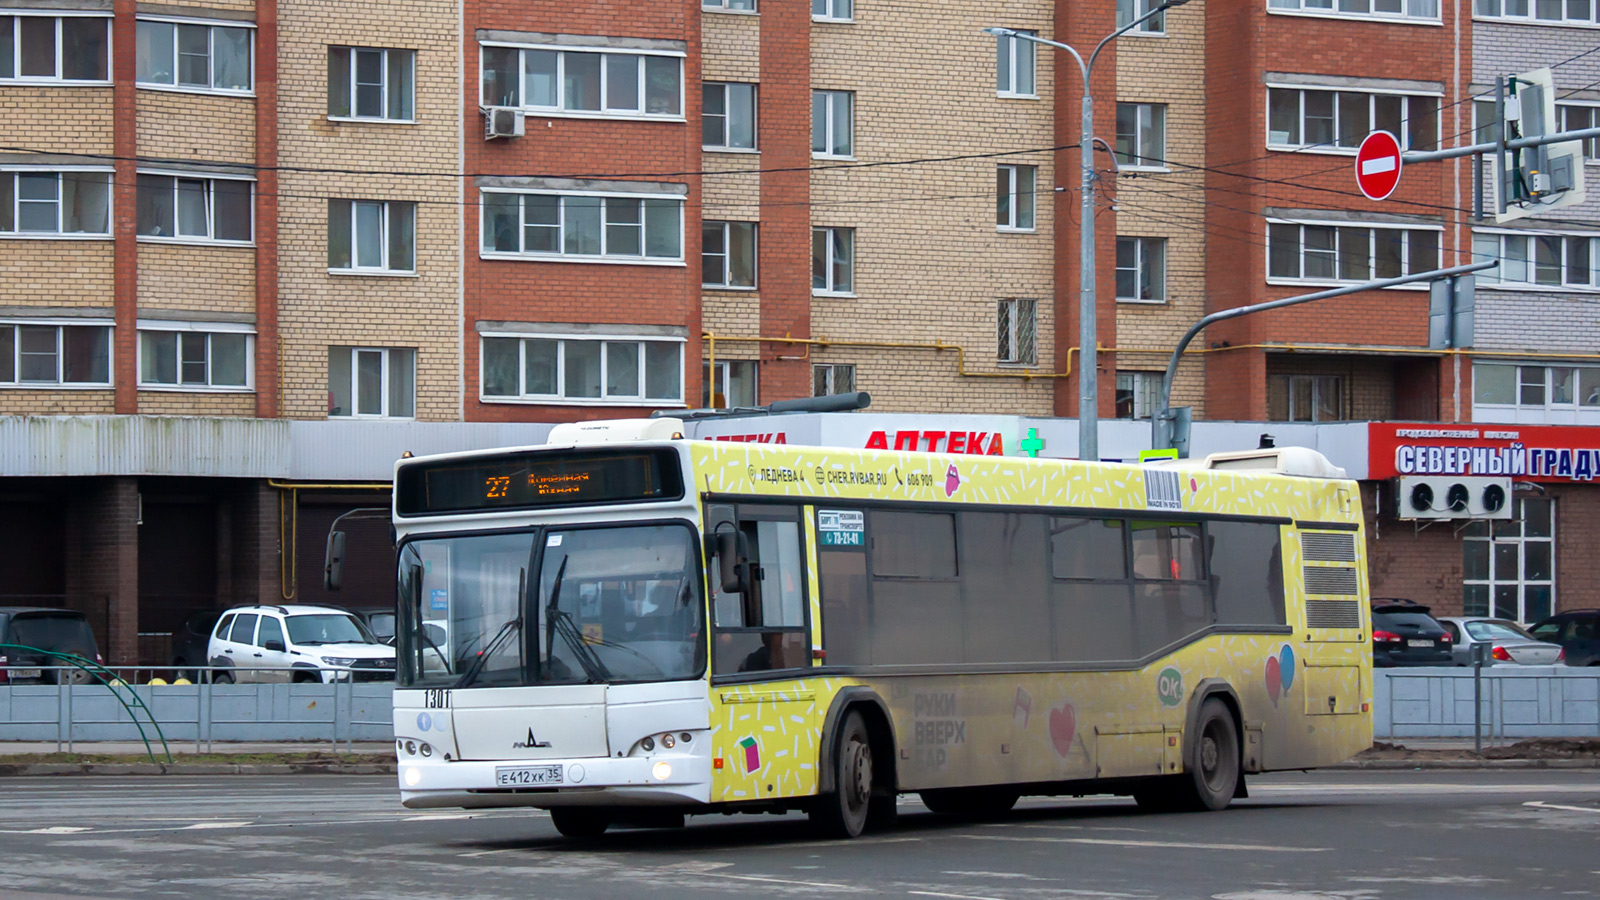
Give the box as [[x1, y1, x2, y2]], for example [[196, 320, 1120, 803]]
[[1208, 521, 1287, 627], [712, 513, 808, 674]]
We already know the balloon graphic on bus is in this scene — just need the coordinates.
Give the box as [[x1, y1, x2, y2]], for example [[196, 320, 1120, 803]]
[[1266, 645, 1296, 707]]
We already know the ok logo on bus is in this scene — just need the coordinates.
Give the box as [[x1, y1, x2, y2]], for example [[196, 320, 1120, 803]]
[[1156, 667, 1184, 708]]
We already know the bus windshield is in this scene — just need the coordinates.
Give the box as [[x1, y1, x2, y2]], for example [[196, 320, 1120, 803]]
[[396, 522, 705, 688]]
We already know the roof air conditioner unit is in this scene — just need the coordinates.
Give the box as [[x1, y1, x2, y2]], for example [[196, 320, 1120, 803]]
[[1394, 475, 1512, 520], [484, 108, 525, 140]]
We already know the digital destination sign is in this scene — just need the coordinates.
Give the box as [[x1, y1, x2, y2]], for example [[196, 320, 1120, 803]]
[[395, 449, 683, 516]]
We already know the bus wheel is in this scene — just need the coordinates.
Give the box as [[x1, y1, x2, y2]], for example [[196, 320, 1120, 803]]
[[1135, 699, 1240, 813], [810, 710, 874, 838], [918, 788, 1019, 819], [549, 807, 612, 838]]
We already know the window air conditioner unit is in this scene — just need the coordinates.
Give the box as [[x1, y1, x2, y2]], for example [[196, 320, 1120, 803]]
[[484, 108, 525, 140], [1393, 475, 1512, 520]]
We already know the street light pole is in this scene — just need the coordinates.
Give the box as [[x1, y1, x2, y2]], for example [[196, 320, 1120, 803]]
[[987, 0, 1186, 463]]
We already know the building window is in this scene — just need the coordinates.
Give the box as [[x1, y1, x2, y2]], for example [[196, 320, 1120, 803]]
[[138, 327, 251, 389], [703, 221, 757, 288], [1268, 374, 1343, 422], [0, 323, 111, 385], [1268, 221, 1439, 283], [1116, 371, 1160, 419], [480, 45, 682, 118], [1560, 105, 1599, 162], [1267, 87, 1439, 152], [1472, 231, 1598, 289], [814, 363, 855, 396], [705, 359, 757, 408], [705, 0, 757, 10], [703, 82, 757, 150], [0, 15, 109, 83], [812, 226, 855, 295], [1475, 0, 1597, 24], [135, 19, 252, 93], [1117, 0, 1167, 31], [996, 164, 1037, 231], [0, 171, 111, 236], [997, 298, 1038, 366], [329, 199, 416, 273], [328, 47, 414, 121], [1474, 363, 1600, 409], [137, 175, 253, 243], [1115, 103, 1166, 168], [482, 335, 683, 405], [995, 30, 1037, 98], [813, 0, 853, 20], [482, 191, 684, 263], [1116, 236, 1166, 302], [329, 347, 414, 418], [812, 90, 854, 158], [1463, 498, 1554, 623], [1271, 0, 1439, 19]]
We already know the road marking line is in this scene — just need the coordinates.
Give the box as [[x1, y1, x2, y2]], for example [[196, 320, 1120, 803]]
[[701, 872, 857, 891], [1524, 800, 1600, 814], [24, 826, 92, 834], [961, 835, 1327, 853], [180, 821, 253, 830], [402, 814, 475, 821], [910, 891, 1007, 900]]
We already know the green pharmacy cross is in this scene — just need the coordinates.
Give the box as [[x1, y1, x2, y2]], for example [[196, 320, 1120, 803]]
[[1020, 427, 1045, 458]]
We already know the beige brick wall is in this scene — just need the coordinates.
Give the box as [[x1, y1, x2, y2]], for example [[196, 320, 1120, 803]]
[[808, 1, 1057, 415], [702, 11, 760, 80], [276, 0, 461, 421], [136, 91, 257, 164], [154, 0, 256, 11], [0, 390, 116, 414], [137, 391, 256, 416], [0, 241, 115, 306], [1113, 0, 1207, 418], [137, 243, 255, 316], [0, 88, 115, 155]]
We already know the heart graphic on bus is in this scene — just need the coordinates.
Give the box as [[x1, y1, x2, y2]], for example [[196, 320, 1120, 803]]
[[1265, 655, 1282, 707], [1048, 703, 1076, 757]]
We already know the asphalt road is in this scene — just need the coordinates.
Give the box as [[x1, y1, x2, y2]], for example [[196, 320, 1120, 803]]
[[1, 771, 1598, 900]]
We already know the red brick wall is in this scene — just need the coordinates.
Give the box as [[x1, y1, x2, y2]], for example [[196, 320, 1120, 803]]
[[112, 1, 138, 414], [255, 0, 280, 418], [463, 2, 704, 423], [64, 478, 140, 665], [756, 0, 812, 403]]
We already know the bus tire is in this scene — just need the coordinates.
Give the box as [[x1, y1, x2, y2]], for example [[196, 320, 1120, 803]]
[[549, 807, 611, 838], [809, 710, 874, 838], [1182, 698, 1241, 811], [918, 787, 1019, 819]]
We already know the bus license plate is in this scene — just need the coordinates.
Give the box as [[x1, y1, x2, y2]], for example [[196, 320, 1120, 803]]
[[495, 765, 563, 787], [1407, 639, 1434, 648]]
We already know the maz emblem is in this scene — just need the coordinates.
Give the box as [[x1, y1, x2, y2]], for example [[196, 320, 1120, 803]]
[[512, 728, 551, 750]]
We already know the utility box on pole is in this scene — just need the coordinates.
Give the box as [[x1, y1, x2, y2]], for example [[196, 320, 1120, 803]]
[[1428, 275, 1476, 350]]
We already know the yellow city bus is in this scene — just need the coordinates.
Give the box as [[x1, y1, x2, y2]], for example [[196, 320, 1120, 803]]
[[388, 417, 1372, 838]]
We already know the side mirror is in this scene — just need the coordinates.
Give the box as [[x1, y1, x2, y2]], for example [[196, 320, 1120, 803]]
[[324, 531, 346, 591], [716, 530, 745, 594], [263, 639, 286, 653]]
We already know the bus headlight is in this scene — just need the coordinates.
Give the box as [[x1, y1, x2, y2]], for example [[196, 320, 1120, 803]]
[[403, 767, 422, 787], [652, 762, 672, 781]]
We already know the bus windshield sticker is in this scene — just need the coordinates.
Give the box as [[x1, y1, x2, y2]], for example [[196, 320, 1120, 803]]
[[547, 534, 563, 547], [817, 510, 864, 547], [1145, 470, 1183, 511]]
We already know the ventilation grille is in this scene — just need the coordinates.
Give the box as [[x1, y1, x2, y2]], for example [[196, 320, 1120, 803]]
[[1301, 532, 1357, 562], [1303, 565, 1360, 595], [1306, 599, 1363, 630]]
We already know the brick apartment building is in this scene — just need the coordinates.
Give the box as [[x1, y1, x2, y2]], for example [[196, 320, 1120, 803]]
[[1, 0, 1597, 664]]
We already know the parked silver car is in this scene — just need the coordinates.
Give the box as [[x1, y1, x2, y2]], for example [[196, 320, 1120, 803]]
[[1436, 617, 1564, 666]]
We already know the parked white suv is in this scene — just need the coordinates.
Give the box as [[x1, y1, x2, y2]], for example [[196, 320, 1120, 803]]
[[206, 605, 396, 683]]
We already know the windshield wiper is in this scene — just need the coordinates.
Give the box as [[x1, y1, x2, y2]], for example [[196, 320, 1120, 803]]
[[455, 568, 526, 689], [544, 558, 610, 683]]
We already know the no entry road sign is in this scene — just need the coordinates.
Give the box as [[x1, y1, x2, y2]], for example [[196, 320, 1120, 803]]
[[1356, 130, 1403, 201]]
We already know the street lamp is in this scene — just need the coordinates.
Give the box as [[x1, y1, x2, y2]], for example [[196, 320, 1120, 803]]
[[986, 0, 1189, 463]]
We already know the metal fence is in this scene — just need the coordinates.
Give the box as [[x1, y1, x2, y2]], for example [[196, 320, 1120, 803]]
[[1373, 666, 1600, 742], [0, 666, 393, 752]]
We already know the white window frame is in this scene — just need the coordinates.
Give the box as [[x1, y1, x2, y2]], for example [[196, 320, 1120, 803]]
[[704, 0, 758, 13], [1266, 218, 1443, 287], [0, 12, 111, 84], [0, 168, 114, 239], [328, 346, 415, 419], [702, 220, 758, 289], [480, 189, 686, 266], [1115, 371, 1161, 419], [136, 171, 255, 245], [328, 46, 415, 123], [1559, 103, 1600, 163], [1462, 498, 1555, 624], [997, 297, 1038, 366], [328, 199, 416, 275], [1117, 0, 1168, 33], [702, 81, 758, 151], [995, 30, 1037, 99], [1473, 362, 1600, 412], [812, 0, 854, 22], [1115, 102, 1167, 170], [479, 334, 687, 407], [811, 90, 854, 159], [1272, 373, 1344, 421], [813, 362, 855, 397], [997, 164, 1037, 232], [1474, 0, 1599, 26], [705, 358, 758, 409], [135, 321, 255, 392], [0, 318, 114, 388], [479, 42, 686, 122], [1116, 236, 1167, 303], [134, 15, 255, 96], [1472, 228, 1600, 292], [1269, 0, 1442, 23], [812, 226, 855, 296], [1265, 84, 1442, 154]]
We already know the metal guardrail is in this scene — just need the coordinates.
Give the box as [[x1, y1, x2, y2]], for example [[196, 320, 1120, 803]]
[[1373, 666, 1600, 743]]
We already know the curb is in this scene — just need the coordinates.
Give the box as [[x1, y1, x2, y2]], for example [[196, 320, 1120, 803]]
[[0, 762, 397, 777], [1332, 758, 1600, 770]]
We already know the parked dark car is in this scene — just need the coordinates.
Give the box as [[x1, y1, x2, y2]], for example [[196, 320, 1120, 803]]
[[169, 609, 224, 681], [1371, 598, 1454, 667], [0, 607, 102, 684], [1528, 610, 1600, 666], [345, 606, 396, 645]]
